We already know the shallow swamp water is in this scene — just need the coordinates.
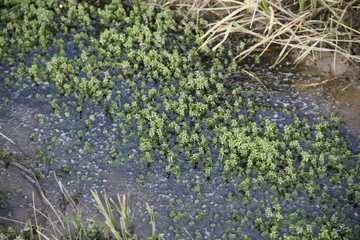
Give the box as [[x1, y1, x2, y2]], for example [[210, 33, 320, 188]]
[[0, 1, 360, 239]]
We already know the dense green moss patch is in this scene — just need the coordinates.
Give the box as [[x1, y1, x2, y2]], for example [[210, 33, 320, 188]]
[[1, 0, 359, 239]]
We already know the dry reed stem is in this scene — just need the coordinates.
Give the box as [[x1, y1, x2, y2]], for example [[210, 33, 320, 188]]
[[0, 132, 16, 145], [172, 0, 360, 65], [243, 69, 271, 96], [56, 174, 79, 210], [292, 75, 347, 87]]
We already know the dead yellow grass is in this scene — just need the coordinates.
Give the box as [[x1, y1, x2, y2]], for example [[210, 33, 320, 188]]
[[159, 0, 360, 65]]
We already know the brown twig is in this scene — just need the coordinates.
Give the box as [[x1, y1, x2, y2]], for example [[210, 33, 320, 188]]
[[243, 69, 271, 96], [0, 132, 16, 145], [292, 75, 347, 87]]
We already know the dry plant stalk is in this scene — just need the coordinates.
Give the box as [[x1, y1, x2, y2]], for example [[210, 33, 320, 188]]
[[292, 75, 347, 87], [0, 132, 16, 145], [167, 0, 360, 65]]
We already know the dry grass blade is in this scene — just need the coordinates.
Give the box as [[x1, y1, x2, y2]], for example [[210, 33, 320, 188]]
[[32, 192, 39, 235], [199, 2, 255, 40], [294, 36, 323, 63], [292, 75, 347, 87], [0, 132, 16, 145], [243, 69, 271, 96], [272, 34, 295, 66], [0, 216, 31, 226], [341, 77, 360, 91], [183, 227, 195, 240], [176, 0, 360, 65], [55, 174, 78, 210], [264, 6, 275, 34], [102, 193, 134, 238], [1, 177, 160, 239], [332, 19, 360, 35], [146, 203, 157, 238], [212, 21, 233, 50], [236, 12, 311, 61], [91, 190, 123, 240]]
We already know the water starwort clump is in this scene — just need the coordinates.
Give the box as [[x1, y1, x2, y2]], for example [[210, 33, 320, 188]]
[[0, 0, 359, 239]]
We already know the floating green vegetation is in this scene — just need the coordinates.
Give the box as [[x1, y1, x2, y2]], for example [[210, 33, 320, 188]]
[[0, 0, 359, 239]]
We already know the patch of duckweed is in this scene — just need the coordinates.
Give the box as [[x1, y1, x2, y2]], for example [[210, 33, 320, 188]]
[[1, 0, 359, 239]]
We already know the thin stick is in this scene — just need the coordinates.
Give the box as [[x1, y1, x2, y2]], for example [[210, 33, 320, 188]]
[[183, 227, 195, 240], [243, 69, 271, 96], [0, 132, 16, 145], [32, 192, 39, 232], [292, 75, 347, 87], [348, 106, 360, 113], [341, 78, 360, 91], [0, 216, 29, 225], [55, 173, 78, 209]]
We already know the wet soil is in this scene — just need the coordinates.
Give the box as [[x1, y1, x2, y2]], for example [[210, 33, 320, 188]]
[[259, 50, 360, 136], [291, 52, 360, 135]]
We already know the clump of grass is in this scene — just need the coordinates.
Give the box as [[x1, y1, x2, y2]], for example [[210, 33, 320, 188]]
[[0, 177, 162, 240], [91, 190, 136, 240], [164, 0, 360, 65]]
